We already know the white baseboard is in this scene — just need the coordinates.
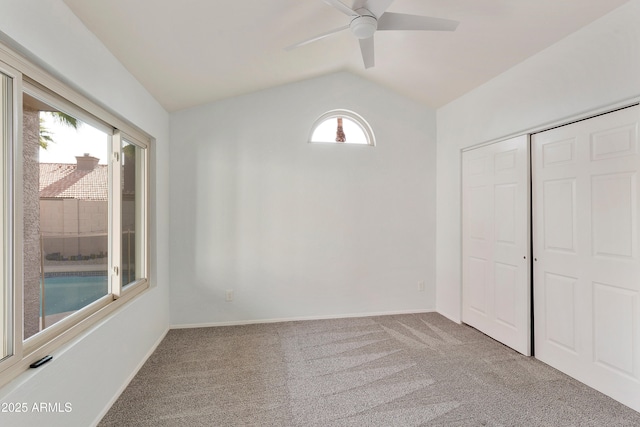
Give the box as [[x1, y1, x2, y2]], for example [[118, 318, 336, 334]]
[[170, 309, 436, 329], [91, 326, 170, 427]]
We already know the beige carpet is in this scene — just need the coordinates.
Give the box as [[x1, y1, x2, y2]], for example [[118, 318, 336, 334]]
[[99, 313, 640, 426]]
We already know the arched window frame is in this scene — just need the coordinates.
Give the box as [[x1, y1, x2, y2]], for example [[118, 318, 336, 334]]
[[308, 109, 376, 146]]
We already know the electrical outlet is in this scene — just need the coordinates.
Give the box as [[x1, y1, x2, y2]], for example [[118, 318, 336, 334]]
[[418, 281, 425, 292], [225, 290, 234, 302]]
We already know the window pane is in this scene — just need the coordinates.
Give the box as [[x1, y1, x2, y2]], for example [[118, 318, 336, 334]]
[[121, 139, 144, 287], [310, 116, 369, 144], [0, 72, 11, 359], [23, 92, 109, 338]]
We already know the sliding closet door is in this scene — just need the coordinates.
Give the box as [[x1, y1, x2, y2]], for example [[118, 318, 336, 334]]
[[533, 105, 640, 412], [462, 135, 531, 355]]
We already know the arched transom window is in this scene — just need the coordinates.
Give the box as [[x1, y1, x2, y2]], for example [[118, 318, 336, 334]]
[[309, 109, 375, 146]]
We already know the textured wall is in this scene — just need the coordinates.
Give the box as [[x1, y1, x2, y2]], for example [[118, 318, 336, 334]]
[[23, 106, 40, 339]]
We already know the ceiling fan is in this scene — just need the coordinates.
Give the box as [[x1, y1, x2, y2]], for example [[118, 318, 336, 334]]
[[285, 0, 459, 69]]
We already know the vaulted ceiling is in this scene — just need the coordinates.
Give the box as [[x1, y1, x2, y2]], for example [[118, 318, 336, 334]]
[[63, 0, 630, 112]]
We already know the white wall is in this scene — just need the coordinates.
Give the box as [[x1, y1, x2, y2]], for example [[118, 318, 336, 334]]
[[436, 0, 640, 321], [0, 1, 170, 426], [170, 71, 437, 326]]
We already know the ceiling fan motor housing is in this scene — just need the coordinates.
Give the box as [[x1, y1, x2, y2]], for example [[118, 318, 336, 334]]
[[350, 14, 378, 39]]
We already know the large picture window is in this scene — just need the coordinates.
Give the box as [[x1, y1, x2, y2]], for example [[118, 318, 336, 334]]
[[0, 43, 150, 382]]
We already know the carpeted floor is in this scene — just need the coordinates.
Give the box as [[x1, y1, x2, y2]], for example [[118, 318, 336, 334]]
[[99, 313, 640, 426]]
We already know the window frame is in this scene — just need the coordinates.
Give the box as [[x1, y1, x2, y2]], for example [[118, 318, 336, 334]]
[[0, 59, 21, 372], [308, 109, 376, 146], [113, 130, 149, 295], [0, 40, 151, 386]]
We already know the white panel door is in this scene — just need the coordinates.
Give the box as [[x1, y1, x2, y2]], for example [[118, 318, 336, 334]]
[[533, 105, 640, 412], [462, 135, 531, 355]]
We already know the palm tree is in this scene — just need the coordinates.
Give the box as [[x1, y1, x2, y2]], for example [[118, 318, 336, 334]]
[[39, 111, 81, 148]]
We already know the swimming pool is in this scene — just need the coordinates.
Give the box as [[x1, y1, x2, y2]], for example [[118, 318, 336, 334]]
[[43, 275, 108, 315]]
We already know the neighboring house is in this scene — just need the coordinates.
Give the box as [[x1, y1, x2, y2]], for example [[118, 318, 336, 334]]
[[39, 154, 108, 258]]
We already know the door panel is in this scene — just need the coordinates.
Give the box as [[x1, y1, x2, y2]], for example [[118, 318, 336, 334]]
[[494, 262, 518, 327], [462, 135, 531, 355], [591, 172, 635, 258], [533, 105, 640, 412], [543, 272, 577, 352]]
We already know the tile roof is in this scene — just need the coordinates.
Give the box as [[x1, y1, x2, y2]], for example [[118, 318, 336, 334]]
[[40, 163, 108, 201]]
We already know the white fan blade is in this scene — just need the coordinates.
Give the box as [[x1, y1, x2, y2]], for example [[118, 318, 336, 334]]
[[323, 0, 360, 16], [359, 36, 375, 69], [285, 25, 350, 50], [362, 0, 395, 18], [378, 12, 459, 31]]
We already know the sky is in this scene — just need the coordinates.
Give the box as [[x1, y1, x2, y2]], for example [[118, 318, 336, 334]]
[[38, 112, 109, 164]]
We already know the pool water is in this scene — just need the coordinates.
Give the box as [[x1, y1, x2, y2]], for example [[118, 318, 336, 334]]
[[43, 275, 108, 315]]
